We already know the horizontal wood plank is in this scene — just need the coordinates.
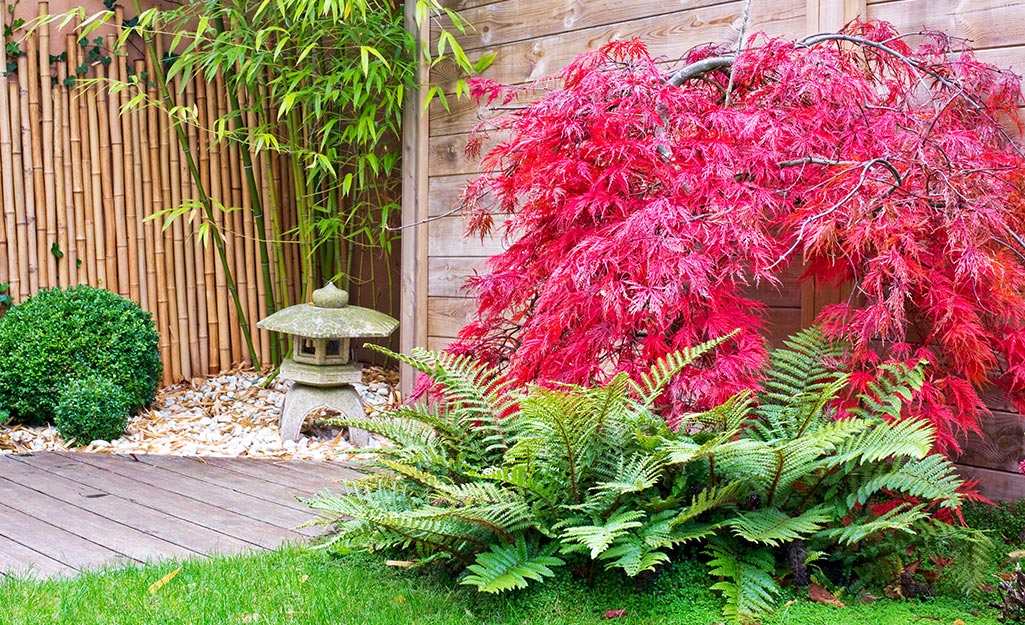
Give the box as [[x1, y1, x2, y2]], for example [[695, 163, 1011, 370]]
[[432, 1, 805, 91], [868, 0, 1025, 50], [428, 214, 508, 257], [956, 464, 1025, 502], [955, 409, 1025, 473]]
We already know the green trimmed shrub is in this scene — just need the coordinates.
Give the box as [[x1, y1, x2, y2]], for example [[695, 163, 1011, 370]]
[[53, 376, 130, 445], [0, 285, 161, 425]]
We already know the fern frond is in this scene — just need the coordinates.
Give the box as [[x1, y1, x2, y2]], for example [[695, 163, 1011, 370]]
[[847, 454, 963, 508], [560, 509, 646, 558], [673, 482, 744, 527], [818, 503, 929, 546], [826, 416, 935, 469], [726, 506, 831, 547], [367, 345, 516, 455], [706, 538, 780, 622], [848, 360, 927, 421], [461, 538, 564, 593], [631, 330, 740, 406]]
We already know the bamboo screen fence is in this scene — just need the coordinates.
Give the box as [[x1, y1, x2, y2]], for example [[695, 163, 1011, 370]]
[[0, 3, 305, 384]]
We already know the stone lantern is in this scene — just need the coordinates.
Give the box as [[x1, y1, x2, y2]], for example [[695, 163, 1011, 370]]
[[256, 282, 398, 444]]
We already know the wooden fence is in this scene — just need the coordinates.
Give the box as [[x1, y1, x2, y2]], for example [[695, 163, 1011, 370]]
[[404, 0, 1025, 499], [0, 2, 306, 384]]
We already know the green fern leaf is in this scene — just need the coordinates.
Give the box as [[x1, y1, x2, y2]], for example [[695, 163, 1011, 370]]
[[726, 506, 831, 547], [560, 509, 646, 558], [461, 538, 564, 593], [706, 538, 780, 622], [632, 330, 740, 406]]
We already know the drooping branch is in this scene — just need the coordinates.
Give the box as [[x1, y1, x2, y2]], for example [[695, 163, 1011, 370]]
[[667, 56, 733, 86]]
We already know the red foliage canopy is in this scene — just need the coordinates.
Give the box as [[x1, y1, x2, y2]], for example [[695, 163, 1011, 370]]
[[453, 22, 1025, 452]]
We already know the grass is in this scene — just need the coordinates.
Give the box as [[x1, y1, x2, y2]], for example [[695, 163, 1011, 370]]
[[0, 546, 1001, 625]]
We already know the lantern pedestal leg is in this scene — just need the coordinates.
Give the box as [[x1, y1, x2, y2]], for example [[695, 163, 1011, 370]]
[[279, 383, 371, 445]]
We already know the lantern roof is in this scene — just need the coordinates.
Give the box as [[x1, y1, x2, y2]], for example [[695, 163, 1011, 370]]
[[256, 283, 398, 338]]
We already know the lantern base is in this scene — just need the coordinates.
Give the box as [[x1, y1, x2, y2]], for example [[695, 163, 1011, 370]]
[[279, 382, 371, 446]]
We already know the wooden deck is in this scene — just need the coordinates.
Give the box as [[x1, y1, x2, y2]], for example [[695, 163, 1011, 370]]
[[0, 452, 362, 579]]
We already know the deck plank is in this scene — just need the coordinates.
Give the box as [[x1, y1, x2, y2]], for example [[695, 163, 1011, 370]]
[[0, 452, 362, 578], [0, 458, 250, 556], [64, 453, 320, 534], [0, 476, 194, 563]]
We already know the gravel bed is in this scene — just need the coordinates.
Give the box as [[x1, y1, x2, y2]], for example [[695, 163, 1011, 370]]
[[0, 366, 398, 461]]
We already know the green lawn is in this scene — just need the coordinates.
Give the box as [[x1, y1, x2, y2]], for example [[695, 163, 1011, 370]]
[[0, 546, 998, 625]]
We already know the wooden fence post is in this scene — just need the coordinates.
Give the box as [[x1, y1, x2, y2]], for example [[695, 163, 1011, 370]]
[[801, 0, 866, 328]]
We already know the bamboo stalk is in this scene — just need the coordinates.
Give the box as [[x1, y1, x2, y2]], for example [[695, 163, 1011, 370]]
[[10, 82, 28, 297], [18, 54, 39, 293], [56, 55, 76, 286], [216, 74, 246, 365], [52, 77, 68, 288], [145, 47, 172, 384], [213, 72, 242, 365], [156, 56, 183, 381], [105, 30, 132, 301], [133, 59, 155, 311], [195, 74, 217, 373], [236, 88, 260, 366], [86, 81, 107, 290], [206, 74, 229, 371], [186, 77, 209, 374], [245, 91, 270, 366], [38, 2, 57, 287], [95, 57, 120, 293], [127, 58, 146, 309], [69, 34, 93, 286], [0, 0, 18, 301], [25, 27, 46, 290], [168, 74, 193, 380]]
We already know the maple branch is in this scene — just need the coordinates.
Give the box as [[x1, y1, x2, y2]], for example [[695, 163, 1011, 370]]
[[799, 32, 1025, 159], [666, 56, 734, 87], [723, 0, 752, 107], [777, 157, 853, 168]]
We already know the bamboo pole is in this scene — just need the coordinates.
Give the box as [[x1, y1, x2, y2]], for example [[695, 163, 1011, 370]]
[[17, 55, 39, 293], [10, 82, 28, 297], [95, 57, 119, 293], [0, 0, 18, 301], [68, 35, 91, 286], [105, 30, 131, 300], [129, 60, 148, 309], [236, 88, 260, 367], [217, 74, 245, 364], [86, 81, 107, 290], [185, 77, 209, 374], [157, 66, 183, 381], [145, 49, 172, 383], [56, 57, 76, 286], [24, 29, 45, 290], [245, 91, 270, 366], [213, 72, 241, 365], [206, 75, 229, 371], [52, 76, 68, 288], [38, 2, 58, 287], [168, 74, 193, 380], [195, 74, 217, 373], [133, 60, 155, 313]]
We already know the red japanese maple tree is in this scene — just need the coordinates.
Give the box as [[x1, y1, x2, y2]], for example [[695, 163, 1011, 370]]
[[453, 21, 1025, 452]]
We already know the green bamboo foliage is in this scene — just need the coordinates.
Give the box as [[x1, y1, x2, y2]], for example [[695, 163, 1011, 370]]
[[63, 0, 491, 366]]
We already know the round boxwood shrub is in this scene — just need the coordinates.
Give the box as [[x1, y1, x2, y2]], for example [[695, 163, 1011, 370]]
[[0, 285, 161, 425], [54, 376, 130, 445]]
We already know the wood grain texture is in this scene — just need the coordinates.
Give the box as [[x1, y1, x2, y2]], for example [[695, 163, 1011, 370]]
[[0, 452, 358, 578], [432, 1, 804, 91], [428, 214, 508, 257], [956, 464, 1025, 503], [868, 0, 1025, 50]]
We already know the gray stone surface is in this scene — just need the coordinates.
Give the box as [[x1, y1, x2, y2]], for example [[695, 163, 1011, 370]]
[[256, 303, 398, 338], [279, 384, 371, 445], [279, 358, 363, 387]]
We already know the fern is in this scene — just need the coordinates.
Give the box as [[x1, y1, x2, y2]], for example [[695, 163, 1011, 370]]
[[726, 507, 831, 547], [461, 539, 564, 593], [706, 538, 780, 623]]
